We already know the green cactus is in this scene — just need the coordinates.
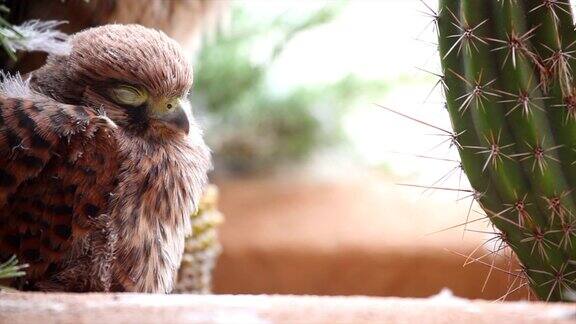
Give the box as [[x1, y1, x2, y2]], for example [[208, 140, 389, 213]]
[[436, 0, 576, 301], [175, 185, 223, 294]]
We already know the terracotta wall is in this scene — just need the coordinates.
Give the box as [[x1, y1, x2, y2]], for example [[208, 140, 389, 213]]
[[211, 174, 528, 300]]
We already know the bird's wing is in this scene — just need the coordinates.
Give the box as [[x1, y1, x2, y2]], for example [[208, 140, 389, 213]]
[[0, 94, 120, 289]]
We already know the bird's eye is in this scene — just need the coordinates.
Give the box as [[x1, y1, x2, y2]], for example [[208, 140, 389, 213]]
[[163, 100, 180, 112], [111, 85, 148, 106]]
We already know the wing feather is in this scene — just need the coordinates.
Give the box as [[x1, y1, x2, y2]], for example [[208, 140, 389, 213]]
[[0, 94, 119, 291]]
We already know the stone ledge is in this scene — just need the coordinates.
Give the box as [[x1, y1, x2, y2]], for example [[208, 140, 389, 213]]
[[1, 293, 574, 324]]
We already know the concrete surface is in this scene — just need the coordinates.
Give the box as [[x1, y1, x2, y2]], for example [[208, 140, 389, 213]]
[[1, 293, 574, 324]]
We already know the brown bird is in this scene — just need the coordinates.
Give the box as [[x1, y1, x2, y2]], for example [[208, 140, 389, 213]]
[[0, 24, 211, 293]]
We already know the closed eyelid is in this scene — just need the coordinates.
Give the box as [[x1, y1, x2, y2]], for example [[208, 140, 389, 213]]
[[111, 85, 148, 106]]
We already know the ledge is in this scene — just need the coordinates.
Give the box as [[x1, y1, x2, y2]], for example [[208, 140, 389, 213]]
[[1, 293, 574, 324]]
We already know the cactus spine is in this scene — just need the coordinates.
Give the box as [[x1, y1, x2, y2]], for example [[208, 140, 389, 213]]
[[438, 0, 576, 301]]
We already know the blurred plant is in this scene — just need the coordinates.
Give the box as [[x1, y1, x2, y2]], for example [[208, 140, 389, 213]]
[[0, 255, 27, 290], [0, 2, 68, 65], [176, 185, 223, 294], [0, 2, 20, 60], [192, 3, 387, 174]]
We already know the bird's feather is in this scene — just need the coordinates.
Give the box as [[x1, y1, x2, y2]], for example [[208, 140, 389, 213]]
[[0, 24, 211, 293], [0, 94, 119, 291]]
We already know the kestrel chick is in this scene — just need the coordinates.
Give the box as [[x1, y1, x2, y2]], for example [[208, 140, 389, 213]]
[[0, 24, 211, 293]]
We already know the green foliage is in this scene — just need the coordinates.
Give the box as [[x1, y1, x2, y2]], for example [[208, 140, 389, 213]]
[[438, 0, 576, 301], [192, 4, 387, 174], [0, 4, 20, 61], [0, 255, 27, 289]]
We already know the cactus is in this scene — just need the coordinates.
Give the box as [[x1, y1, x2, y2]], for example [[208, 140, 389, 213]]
[[436, 0, 576, 301], [175, 185, 223, 294]]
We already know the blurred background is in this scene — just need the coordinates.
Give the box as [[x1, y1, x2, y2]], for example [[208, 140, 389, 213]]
[[197, 0, 524, 300], [1, 0, 527, 300]]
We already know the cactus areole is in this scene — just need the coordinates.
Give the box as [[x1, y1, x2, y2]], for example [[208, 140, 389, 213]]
[[437, 0, 576, 301]]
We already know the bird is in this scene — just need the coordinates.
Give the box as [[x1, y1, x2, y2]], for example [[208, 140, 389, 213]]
[[0, 24, 211, 293]]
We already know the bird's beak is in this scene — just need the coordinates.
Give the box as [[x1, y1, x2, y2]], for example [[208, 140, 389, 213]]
[[162, 104, 190, 134]]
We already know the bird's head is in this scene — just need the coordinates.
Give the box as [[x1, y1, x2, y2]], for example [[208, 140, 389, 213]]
[[32, 24, 194, 139]]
